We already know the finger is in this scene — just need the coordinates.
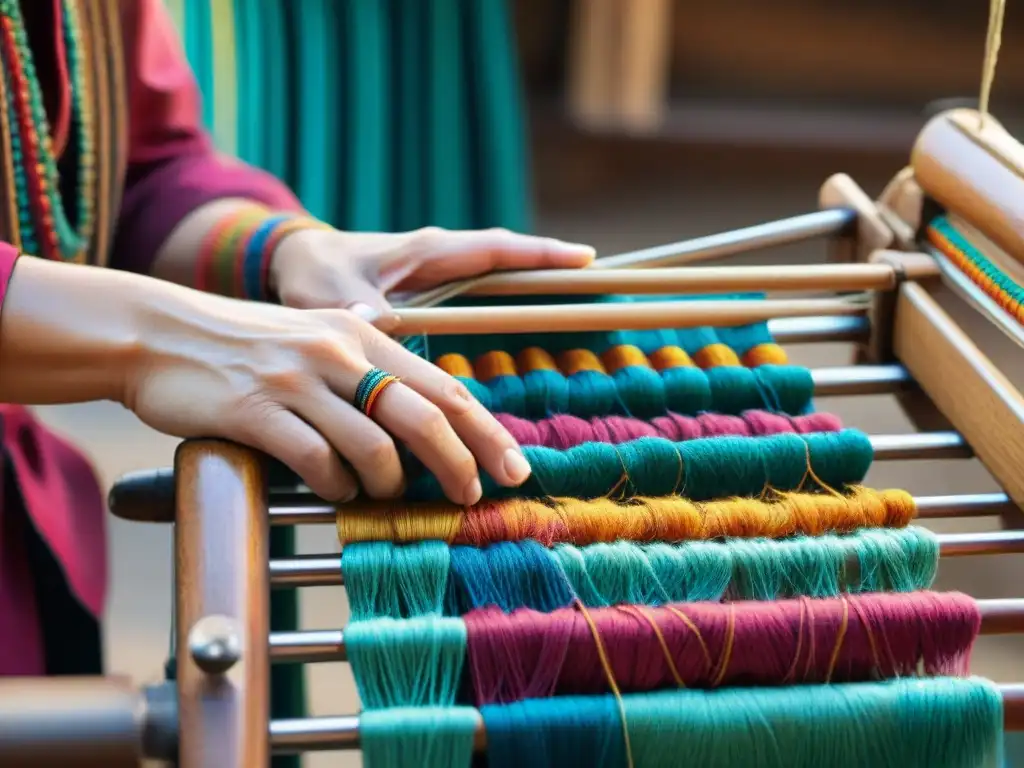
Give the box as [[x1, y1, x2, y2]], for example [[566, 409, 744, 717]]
[[321, 276, 401, 333], [239, 407, 358, 502], [353, 380, 483, 505], [359, 331, 531, 491], [280, 383, 406, 500], [395, 228, 596, 290]]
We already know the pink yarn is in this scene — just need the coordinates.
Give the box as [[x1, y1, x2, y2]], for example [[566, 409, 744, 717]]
[[495, 410, 842, 450], [463, 592, 980, 705]]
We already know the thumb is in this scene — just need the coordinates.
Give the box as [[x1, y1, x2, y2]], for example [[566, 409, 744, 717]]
[[338, 285, 400, 334]]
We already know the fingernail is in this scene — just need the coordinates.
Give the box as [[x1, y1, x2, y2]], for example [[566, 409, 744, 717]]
[[462, 476, 483, 506], [339, 485, 359, 503], [346, 302, 381, 323], [503, 448, 532, 484]]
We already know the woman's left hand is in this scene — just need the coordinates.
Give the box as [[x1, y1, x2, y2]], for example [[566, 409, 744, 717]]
[[268, 226, 596, 329]]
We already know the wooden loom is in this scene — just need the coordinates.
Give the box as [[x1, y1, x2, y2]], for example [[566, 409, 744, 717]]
[[1, 106, 1023, 767]]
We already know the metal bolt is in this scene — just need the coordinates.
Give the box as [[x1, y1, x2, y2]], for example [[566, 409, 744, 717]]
[[188, 615, 243, 675]]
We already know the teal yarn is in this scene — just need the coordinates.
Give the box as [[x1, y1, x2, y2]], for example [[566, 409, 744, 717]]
[[339, 527, 939, 619], [451, 364, 813, 419], [931, 215, 1024, 310], [346, 616, 466, 709], [361, 706, 478, 768], [482, 678, 1004, 768], [343, 540, 451, 622], [406, 430, 874, 502]]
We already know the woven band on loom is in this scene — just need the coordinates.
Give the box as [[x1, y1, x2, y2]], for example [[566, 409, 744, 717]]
[[927, 215, 1024, 323], [344, 591, 981, 709], [339, 527, 940, 621], [435, 347, 814, 417], [336, 487, 917, 547]]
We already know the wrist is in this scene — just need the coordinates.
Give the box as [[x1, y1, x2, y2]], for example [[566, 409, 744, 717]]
[[195, 206, 331, 303]]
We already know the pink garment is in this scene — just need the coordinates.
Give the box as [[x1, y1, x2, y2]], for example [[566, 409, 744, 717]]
[[0, 0, 305, 674]]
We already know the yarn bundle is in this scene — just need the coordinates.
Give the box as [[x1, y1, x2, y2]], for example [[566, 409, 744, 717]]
[[339, 302, 1005, 767]]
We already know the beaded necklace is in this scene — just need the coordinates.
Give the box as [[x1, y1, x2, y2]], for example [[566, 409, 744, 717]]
[[0, 0, 95, 261]]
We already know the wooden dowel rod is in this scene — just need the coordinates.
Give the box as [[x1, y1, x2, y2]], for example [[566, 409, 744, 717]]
[[267, 596, 1024, 664], [270, 684, 1024, 753], [392, 298, 867, 336], [267, 492, 1015, 527], [402, 209, 859, 308], [176, 440, 269, 768], [268, 530, 1024, 588], [454, 263, 930, 297]]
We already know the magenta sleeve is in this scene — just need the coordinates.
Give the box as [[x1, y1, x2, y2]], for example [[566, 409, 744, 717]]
[[0, 243, 20, 310], [109, 0, 304, 275]]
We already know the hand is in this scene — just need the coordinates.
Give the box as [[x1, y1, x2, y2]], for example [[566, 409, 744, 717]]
[[124, 286, 533, 504], [268, 226, 596, 328]]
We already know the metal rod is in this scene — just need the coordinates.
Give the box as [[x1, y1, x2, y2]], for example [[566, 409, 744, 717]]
[[267, 595, 1024, 664], [392, 298, 868, 336], [767, 316, 869, 344], [0, 676, 145, 767], [811, 364, 913, 396], [869, 432, 970, 460], [269, 530, 1024, 588], [269, 491, 1012, 527], [269, 683, 1024, 753]]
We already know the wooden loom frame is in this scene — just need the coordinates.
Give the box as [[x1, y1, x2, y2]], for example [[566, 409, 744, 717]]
[[3, 106, 1024, 766]]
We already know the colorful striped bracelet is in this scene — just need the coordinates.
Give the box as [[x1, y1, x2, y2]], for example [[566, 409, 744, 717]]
[[196, 205, 333, 301]]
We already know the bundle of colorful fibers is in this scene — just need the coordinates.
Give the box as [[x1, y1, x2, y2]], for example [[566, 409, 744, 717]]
[[340, 528, 940, 621], [927, 215, 1024, 324], [405, 429, 873, 502], [494, 409, 841, 449], [337, 487, 917, 547], [358, 678, 1004, 768], [435, 347, 813, 418], [344, 592, 981, 709]]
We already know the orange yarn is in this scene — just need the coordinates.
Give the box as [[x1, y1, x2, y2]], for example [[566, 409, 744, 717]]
[[692, 343, 742, 368], [601, 345, 652, 373], [435, 353, 474, 379], [516, 347, 559, 372], [336, 487, 917, 546], [558, 349, 604, 376], [475, 351, 518, 380], [742, 343, 789, 366]]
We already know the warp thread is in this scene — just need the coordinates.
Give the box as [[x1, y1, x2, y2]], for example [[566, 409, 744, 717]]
[[338, 487, 917, 548], [495, 409, 841, 450], [361, 706, 477, 768], [341, 528, 940, 621], [480, 678, 1004, 768], [405, 429, 874, 502], [344, 592, 980, 710], [435, 349, 814, 418]]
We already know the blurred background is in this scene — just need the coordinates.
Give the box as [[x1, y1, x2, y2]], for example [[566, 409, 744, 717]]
[[34, 1, 1024, 765]]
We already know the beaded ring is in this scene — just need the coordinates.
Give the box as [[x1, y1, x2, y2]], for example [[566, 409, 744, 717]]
[[354, 368, 401, 417]]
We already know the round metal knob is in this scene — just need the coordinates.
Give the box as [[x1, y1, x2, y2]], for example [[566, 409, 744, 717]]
[[188, 615, 243, 675]]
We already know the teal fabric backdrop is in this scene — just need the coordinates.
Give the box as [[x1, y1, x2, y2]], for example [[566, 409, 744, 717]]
[[165, 2, 533, 766]]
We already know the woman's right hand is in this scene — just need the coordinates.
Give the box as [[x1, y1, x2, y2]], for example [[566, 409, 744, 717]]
[[0, 258, 531, 504]]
